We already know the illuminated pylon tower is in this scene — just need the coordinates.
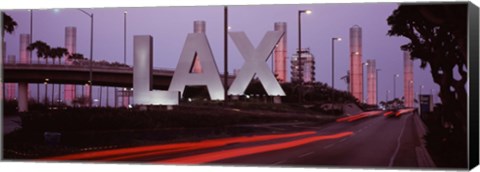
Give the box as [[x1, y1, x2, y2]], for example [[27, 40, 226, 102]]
[[18, 34, 31, 112], [64, 27, 76, 104], [5, 55, 17, 100], [366, 59, 376, 105], [404, 51, 414, 107], [274, 22, 287, 83], [1, 40, 5, 99], [349, 25, 363, 101], [192, 20, 205, 73]]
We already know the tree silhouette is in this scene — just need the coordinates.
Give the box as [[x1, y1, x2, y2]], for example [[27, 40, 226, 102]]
[[2, 12, 17, 35], [27, 41, 51, 64], [50, 47, 68, 64], [387, 4, 467, 131], [68, 53, 85, 61]]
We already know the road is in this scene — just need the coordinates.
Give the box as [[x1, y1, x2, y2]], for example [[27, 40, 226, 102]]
[[42, 109, 434, 168]]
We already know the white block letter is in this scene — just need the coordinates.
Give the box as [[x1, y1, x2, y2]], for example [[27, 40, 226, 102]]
[[168, 33, 225, 100], [133, 35, 179, 105], [228, 31, 286, 96]]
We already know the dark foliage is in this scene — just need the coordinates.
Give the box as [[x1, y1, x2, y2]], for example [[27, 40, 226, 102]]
[[2, 12, 17, 34]]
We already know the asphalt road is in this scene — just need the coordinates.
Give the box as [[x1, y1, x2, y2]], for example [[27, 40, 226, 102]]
[[44, 110, 433, 169]]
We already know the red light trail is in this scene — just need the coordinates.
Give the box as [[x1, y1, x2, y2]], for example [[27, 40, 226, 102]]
[[41, 131, 316, 161], [157, 131, 354, 164]]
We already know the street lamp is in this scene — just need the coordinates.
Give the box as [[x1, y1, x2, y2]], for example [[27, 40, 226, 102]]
[[386, 90, 391, 102], [223, 6, 229, 102], [44, 78, 49, 104], [78, 9, 94, 107], [420, 85, 425, 95], [363, 62, 368, 103], [298, 9, 311, 103], [331, 37, 341, 89], [393, 74, 399, 99]]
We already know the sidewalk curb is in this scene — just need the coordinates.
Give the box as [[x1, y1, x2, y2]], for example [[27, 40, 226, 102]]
[[412, 114, 436, 167]]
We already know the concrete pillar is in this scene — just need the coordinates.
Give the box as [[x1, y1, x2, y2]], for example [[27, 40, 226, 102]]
[[18, 83, 28, 112], [273, 96, 282, 104], [350, 25, 363, 102], [18, 34, 31, 112]]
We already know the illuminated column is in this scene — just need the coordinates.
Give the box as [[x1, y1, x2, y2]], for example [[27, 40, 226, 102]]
[[404, 51, 414, 107], [366, 59, 376, 105], [5, 55, 16, 100], [20, 34, 31, 64], [274, 22, 287, 83], [192, 20, 205, 73], [64, 27, 76, 104], [1, 40, 4, 99], [350, 25, 363, 101], [18, 34, 31, 112]]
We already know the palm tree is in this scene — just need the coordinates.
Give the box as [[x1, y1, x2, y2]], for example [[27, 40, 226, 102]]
[[49, 47, 68, 102], [2, 12, 17, 35], [27, 41, 51, 64], [67, 53, 86, 64], [27, 41, 52, 105], [2, 12, 17, 101], [50, 47, 68, 64]]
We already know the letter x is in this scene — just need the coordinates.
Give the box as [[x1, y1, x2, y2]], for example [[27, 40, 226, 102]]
[[228, 31, 286, 96]]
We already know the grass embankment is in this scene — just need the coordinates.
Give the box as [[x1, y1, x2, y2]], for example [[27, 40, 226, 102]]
[[4, 102, 337, 159]]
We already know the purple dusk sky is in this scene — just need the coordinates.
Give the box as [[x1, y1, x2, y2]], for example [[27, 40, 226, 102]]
[[3, 3, 439, 102]]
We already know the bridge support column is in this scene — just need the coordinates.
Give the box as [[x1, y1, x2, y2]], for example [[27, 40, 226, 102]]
[[18, 83, 29, 112], [273, 96, 282, 104]]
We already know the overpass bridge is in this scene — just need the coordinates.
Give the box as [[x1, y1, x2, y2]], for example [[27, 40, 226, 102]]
[[3, 63, 235, 90], [3, 63, 236, 112]]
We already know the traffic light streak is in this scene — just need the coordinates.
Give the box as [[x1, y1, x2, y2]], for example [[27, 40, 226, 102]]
[[336, 111, 383, 122], [41, 131, 316, 161], [157, 131, 354, 164]]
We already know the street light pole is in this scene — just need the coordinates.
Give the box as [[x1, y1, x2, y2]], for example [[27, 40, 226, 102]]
[[331, 37, 341, 89], [420, 85, 424, 95], [363, 62, 369, 103], [124, 11, 127, 65], [393, 74, 399, 100], [224, 6, 228, 102], [298, 9, 311, 103], [386, 90, 390, 102], [78, 9, 94, 107]]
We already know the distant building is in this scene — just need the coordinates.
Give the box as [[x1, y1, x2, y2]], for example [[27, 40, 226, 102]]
[[291, 48, 315, 83], [350, 25, 363, 102]]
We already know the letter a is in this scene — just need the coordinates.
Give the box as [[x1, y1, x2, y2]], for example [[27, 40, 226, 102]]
[[133, 35, 179, 105], [169, 33, 225, 100], [228, 31, 286, 96]]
